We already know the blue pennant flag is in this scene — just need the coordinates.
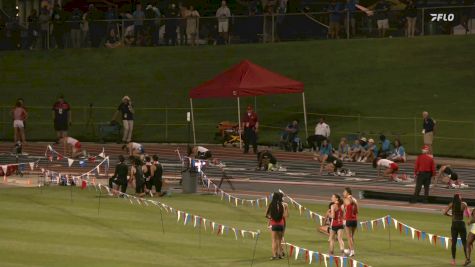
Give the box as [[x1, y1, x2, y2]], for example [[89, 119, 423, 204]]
[[387, 215, 391, 226], [405, 225, 409, 236], [359, 263, 364, 267], [440, 236, 445, 247], [457, 238, 463, 248], [343, 257, 348, 267], [306, 210, 311, 220], [314, 252, 319, 263], [329, 256, 333, 267], [421, 231, 426, 240], [79, 160, 86, 167]]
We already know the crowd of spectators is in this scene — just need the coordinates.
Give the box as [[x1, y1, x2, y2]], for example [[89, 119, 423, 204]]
[[1, 0, 473, 50]]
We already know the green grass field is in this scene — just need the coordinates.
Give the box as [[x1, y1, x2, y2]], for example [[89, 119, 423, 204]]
[[1, 35, 475, 157], [0, 186, 464, 267]]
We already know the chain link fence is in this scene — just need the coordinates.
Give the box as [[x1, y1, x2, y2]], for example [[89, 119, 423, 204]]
[[1, 105, 475, 157]]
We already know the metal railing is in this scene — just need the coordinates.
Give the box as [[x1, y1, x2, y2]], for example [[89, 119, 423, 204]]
[[1, 105, 475, 158], [1, 4, 474, 50]]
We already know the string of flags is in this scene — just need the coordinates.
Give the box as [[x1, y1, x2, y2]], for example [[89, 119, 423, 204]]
[[284, 242, 371, 267], [41, 156, 110, 185], [46, 145, 106, 168], [278, 189, 326, 226], [359, 215, 463, 250], [1, 159, 40, 183], [201, 172, 269, 208], [84, 181, 260, 241]]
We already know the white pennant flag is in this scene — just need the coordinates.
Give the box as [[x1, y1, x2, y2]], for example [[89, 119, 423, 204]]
[[98, 148, 105, 158], [184, 213, 188, 225], [265, 197, 268, 207], [241, 230, 245, 238], [232, 228, 238, 240], [393, 219, 398, 230], [319, 215, 324, 226], [294, 247, 300, 260], [445, 237, 450, 249], [428, 234, 433, 244], [1, 165, 7, 175], [353, 260, 358, 267], [382, 217, 386, 229], [211, 222, 216, 232], [177, 211, 181, 222], [193, 216, 198, 228], [298, 205, 302, 215], [68, 158, 75, 167], [203, 219, 207, 231], [370, 220, 374, 230], [47, 145, 53, 151], [235, 198, 238, 207], [29, 162, 35, 170], [411, 228, 416, 239], [251, 232, 256, 239], [323, 254, 328, 267], [309, 250, 313, 264]]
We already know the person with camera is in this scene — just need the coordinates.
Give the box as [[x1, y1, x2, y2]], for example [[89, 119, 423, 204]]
[[113, 96, 135, 143]]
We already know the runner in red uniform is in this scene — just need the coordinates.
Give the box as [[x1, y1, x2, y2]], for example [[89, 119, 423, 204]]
[[329, 194, 346, 255], [343, 187, 358, 257]]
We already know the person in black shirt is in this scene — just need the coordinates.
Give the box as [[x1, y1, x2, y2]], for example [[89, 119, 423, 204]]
[[52, 95, 71, 143], [113, 96, 134, 143], [109, 155, 129, 195], [257, 150, 277, 171], [405, 0, 417, 37], [152, 155, 165, 196], [320, 154, 343, 175], [422, 111, 436, 153], [131, 157, 145, 197], [443, 193, 469, 266], [142, 156, 156, 196], [436, 164, 467, 188]]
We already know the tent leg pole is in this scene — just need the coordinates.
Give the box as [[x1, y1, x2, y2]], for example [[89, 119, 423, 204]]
[[237, 97, 242, 150], [302, 92, 309, 141], [190, 98, 196, 145]]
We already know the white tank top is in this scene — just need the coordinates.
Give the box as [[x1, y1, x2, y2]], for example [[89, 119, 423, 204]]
[[197, 146, 208, 153], [378, 159, 394, 168], [66, 137, 78, 146], [131, 142, 141, 150]]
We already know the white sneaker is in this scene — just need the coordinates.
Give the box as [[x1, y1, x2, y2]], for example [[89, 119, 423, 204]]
[[460, 184, 469, 188]]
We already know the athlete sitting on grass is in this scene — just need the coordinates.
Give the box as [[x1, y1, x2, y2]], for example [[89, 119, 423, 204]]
[[59, 136, 84, 158], [122, 142, 145, 157], [436, 164, 468, 189]]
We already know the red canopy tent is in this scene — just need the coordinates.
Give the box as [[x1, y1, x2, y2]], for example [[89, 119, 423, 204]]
[[188, 60, 308, 146]]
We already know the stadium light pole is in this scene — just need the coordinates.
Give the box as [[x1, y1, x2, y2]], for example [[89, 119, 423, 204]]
[[189, 98, 197, 145]]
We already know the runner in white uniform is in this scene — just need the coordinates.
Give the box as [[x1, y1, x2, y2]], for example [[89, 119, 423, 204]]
[[373, 158, 399, 180], [122, 142, 145, 157], [60, 136, 82, 158]]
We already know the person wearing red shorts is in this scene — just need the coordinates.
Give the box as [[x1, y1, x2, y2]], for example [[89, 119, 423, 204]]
[[329, 194, 346, 255], [343, 187, 358, 257], [266, 192, 288, 260], [60, 136, 83, 158], [373, 157, 399, 181]]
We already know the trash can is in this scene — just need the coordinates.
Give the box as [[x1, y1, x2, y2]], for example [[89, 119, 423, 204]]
[[182, 169, 197, 193]]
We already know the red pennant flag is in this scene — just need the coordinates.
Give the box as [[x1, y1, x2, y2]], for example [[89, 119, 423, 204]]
[[319, 253, 323, 264], [334, 257, 339, 267], [305, 250, 309, 263], [374, 220, 378, 228], [433, 235, 438, 246], [416, 230, 421, 240], [81, 180, 87, 189], [88, 156, 96, 163], [289, 246, 294, 258], [349, 259, 354, 267], [398, 223, 402, 233], [364, 265, 368, 267], [48, 156, 53, 162], [217, 225, 222, 235]]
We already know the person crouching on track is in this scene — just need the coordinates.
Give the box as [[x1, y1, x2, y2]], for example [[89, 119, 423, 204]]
[[142, 156, 156, 196], [329, 194, 346, 256], [130, 157, 145, 197], [188, 145, 212, 160], [437, 164, 468, 189], [60, 136, 83, 158], [373, 157, 401, 181], [266, 192, 288, 260], [343, 187, 358, 257], [257, 150, 277, 171], [122, 142, 145, 157], [109, 155, 128, 196], [319, 154, 343, 175]]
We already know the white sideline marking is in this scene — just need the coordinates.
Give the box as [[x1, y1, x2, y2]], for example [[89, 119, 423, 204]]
[[285, 172, 310, 176], [344, 178, 372, 181]]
